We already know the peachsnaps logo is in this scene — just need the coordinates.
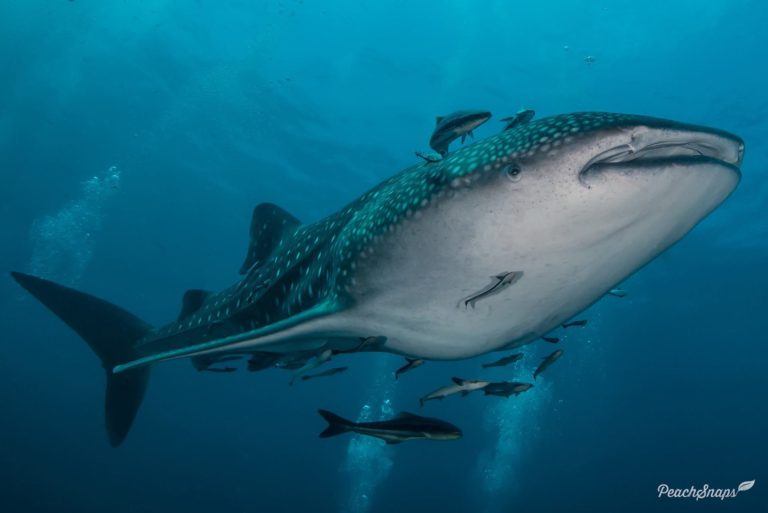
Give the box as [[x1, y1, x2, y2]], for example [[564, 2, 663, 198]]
[[657, 480, 755, 501]]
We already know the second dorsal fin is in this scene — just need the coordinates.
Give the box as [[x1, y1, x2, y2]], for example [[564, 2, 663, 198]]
[[178, 289, 212, 322], [239, 203, 301, 275]]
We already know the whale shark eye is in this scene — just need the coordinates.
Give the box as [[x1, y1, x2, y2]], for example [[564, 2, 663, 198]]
[[504, 164, 522, 182]]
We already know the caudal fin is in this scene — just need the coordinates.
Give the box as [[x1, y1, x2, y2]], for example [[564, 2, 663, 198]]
[[10, 272, 152, 447], [317, 409, 353, 438]]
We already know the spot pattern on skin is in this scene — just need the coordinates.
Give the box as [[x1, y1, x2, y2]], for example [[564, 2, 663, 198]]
[[135, 113, 640, 353]]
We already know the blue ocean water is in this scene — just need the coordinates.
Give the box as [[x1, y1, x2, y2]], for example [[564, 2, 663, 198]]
[[0, 1, 765, 512]]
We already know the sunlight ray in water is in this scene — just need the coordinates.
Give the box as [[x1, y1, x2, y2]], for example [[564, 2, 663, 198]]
[[341, 356, 397, 513], [29, 166, 121, 286], [477, 350, 552, 513]]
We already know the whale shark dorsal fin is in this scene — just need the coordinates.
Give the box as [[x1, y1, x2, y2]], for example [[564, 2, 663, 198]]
[[239, 202, 301, 275], [178, 289, 212, 321]]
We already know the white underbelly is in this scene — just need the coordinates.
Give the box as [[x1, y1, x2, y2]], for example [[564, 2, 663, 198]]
[[338, 165, 732, 359]]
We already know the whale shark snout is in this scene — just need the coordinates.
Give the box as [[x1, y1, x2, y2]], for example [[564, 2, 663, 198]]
[[577, 118, 743, 184]]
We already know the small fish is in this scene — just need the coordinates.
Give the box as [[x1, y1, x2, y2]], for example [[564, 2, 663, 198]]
[[395, 357, 425, 380], [482, 353, 523, 368], [290, 349, 333, 385], [541, 336, 560, 344], [333, 336, 383, 355], [500, 109, 535, 131], [192, 354, 244, 371], [301, 366, 348, 381], [534, 349, 563, 379], [212, 356, 243, 364], [415, 150, 442, 164], [246, 352, 282, 372], [201, 366, 236, 373], [458, 271, 523, 309], [483, 381, 534, 398], [429, 110, 492, 155], [419, 377, 489, 407], [562, 319, 588, 328], [607, 288, 627, 298], [318, 409, 462, 444], [584, 55, 596, 65]]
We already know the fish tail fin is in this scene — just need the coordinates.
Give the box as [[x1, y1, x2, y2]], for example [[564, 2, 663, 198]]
[[318, 409, 353, 438], [10, 272, 152, 447]]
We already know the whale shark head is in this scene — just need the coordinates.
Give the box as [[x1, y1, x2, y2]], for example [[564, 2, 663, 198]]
[[500, 112, 742, 205], [343, 112, 744, 358], [479, 112, 743, 262]]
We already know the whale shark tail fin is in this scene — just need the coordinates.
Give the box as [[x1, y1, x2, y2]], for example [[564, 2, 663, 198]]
[[10, 271, 152, 447]]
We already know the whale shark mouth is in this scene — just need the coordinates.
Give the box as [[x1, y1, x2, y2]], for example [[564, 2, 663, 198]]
[[580, 129, 744, 183]]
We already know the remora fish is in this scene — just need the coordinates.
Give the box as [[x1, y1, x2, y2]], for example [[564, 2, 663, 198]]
[[419, 377, 489, 406], [459, 271, 523, 309], [290, 349, 333, 385], [483, 381, 534, 397], [541, 336, 560, 344], [200, 366, 236, 373], [415, 150, 442, 164], [534, 349, 563, 379], [11, 112, 743, 446], [501, 109, 535, 131], [191, 354, 244, 371], [429, 110, 492, 155], [301, 366, 348, 381], [607, 288, 627, 297], [482, 352, 524, 368], [562, 319, 588, 328], [318, 409, 462, 444], [395, 357, 424, 380]]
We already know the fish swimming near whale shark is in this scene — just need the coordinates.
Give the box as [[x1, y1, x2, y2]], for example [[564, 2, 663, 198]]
[[11, 111, 744, 446]]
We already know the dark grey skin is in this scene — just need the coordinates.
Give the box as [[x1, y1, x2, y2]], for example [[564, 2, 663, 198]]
[[429, 110, 492, 155], [562, 319, 588, 328], [483, 381, 534, 397], [482, 352, 524, 368], [458, 271, 523, 309], [500, 109, 535, 131], [534, 349, 564, 379], [318, 409, 462, 444], [301, 366, 348, 381], [395, 357, 425, 380]]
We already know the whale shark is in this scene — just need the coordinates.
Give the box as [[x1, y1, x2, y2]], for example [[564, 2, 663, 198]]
[[11, 112, 743, 446]]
